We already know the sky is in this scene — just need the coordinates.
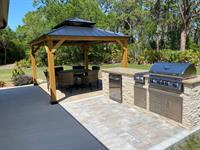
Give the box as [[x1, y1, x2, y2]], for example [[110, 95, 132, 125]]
[[8, 0, 36, 31]]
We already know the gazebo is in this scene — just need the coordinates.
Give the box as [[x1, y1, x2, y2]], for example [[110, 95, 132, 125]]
[[30, 18, 129, 104]]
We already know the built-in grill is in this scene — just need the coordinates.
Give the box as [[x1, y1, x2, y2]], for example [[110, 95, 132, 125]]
[[134, 72, 149, 84], [133, 72, 149, 109], [149, 62, 197, 93], [149, 62, 197, 122]]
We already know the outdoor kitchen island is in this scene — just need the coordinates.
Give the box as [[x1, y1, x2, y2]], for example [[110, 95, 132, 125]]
[[102, 67, 200, 128]]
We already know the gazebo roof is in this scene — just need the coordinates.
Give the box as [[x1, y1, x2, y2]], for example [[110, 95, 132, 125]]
[[30, 18, 128, 46]]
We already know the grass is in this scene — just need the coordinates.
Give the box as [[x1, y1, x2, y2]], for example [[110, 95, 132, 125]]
[[0, 63, 199, 84], [171, 134, 200, 150]]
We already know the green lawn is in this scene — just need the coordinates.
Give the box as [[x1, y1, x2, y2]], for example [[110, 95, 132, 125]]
[[171, 134, 200, 150], [0, 63, 199, 84]]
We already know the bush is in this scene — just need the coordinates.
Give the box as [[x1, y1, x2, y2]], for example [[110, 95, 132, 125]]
[[13, 75, 33, 86], [0, 81, 5, 87], [11, 63, 25, 82], [16, 58, 31, 68], [137, 49, 200, 65]]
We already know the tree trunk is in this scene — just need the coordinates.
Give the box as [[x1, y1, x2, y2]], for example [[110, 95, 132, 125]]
[[4, 46, 7, 65], [156, 37, 160, 51], [180, 29, 187, 51]]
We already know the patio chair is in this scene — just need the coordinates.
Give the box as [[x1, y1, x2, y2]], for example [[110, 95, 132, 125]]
[[44, 70, 62, 91], [83, 70, 99, 90], [92, 66, 100, 70], [43, 71, 50, 90], [55, 66, 64, 76], [57, 72, 75, 93], [72, 65, 85, 71]]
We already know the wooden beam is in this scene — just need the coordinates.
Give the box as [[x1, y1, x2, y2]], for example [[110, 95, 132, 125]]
[[51, 39, 65, 53], [45, 40, 57, 104], [30, 35, 47, 46], [30, 49, 38, 85], [48, 35, 129, 42], [117, 40, 128, 68], [82, 45, 89, 69]]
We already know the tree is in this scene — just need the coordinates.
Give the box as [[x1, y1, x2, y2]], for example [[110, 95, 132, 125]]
[[178, 0, 200, 50], [0, 28, 26, 65]]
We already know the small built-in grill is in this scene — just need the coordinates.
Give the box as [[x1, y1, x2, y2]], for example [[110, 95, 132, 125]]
[[149, 62, 197, 93], [134, 72, 149, 84], [133, 72, 149, 109]]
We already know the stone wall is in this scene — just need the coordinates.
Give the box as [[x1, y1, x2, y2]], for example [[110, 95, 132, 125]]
[[182, 83, 200, 128], [122, 76, 134, 105], [102, 72, 135, 105], [102, 72, 109, 98]]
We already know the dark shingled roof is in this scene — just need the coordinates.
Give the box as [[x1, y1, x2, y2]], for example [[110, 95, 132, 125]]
[[30, 18, 128, 46], [45, 18, 128, 38]]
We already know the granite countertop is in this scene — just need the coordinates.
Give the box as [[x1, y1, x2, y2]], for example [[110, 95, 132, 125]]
[[183, 75, 200, 85], [102, 67, 200, 85], [102, 67, 148, 77]]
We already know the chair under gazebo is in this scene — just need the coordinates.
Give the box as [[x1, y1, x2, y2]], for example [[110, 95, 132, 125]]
[[30, 18, 129, 104]]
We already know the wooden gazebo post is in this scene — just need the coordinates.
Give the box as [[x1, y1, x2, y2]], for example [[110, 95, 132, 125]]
[[117, 39, 128, 68], [45, 40, 57, 103], [45, 40, 65, 104], [31, 46, 38, 85], [82, 45, 89, 69]]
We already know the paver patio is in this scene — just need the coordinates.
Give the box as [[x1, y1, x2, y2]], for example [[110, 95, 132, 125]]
[[60, 96, 188, 150]]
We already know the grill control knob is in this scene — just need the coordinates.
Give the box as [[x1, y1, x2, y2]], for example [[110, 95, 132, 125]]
[[153, 79, 157, 83], [173, 83, 179, 88], [164, 81, 168, 86], [160, 80, 164, 85]]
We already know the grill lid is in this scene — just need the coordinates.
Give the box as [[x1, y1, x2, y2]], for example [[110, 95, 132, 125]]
[[150, 62, 196, 79]]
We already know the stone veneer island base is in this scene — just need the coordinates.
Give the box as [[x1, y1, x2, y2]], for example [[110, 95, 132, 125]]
[[102, 67, 200, 129]]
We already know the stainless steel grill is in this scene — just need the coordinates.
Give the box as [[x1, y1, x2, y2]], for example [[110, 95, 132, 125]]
[[149, 62, 197, 93], [134, 72, 149, 84], [133, 72, 149, 109]]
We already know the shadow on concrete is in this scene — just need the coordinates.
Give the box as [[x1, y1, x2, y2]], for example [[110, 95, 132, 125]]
[[57, 80, 103, 102], [0, 85, 107, 150]]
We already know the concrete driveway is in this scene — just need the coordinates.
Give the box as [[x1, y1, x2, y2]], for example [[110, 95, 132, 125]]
[[0, 86, 107, 150]]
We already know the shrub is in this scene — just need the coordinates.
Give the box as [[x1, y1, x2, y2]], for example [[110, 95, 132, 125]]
[[137, 49, 200, 65], [0, 81, 5, 87], [11, 63, 33, 86], [11, 63, 25, 82], [13, 75, 33, 86], [16, 58, 31, 68]]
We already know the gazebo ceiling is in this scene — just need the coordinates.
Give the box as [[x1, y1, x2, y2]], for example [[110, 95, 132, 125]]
[[30, 18, 129, 46], [0, 0, 9, 29]]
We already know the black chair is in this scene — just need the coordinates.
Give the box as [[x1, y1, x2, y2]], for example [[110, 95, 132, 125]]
[[43, 71, 49, 90], [55, 66, 64, 76], [92, 66, 100, 70], [72, 66, 85, 71]]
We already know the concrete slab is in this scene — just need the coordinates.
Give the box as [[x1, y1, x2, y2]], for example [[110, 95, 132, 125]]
[[39, 82, 103, 102], [0, 86, 107, 150], [60, 96, 190, 150]]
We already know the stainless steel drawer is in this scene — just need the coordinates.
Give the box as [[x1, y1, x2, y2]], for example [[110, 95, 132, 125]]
[[134, 84, 147, 109], [149, 88, 183, 123]]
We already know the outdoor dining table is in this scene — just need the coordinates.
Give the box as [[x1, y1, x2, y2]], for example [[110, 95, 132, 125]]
[[60, 69, 91, 76], [60, 69, 91, 84]]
